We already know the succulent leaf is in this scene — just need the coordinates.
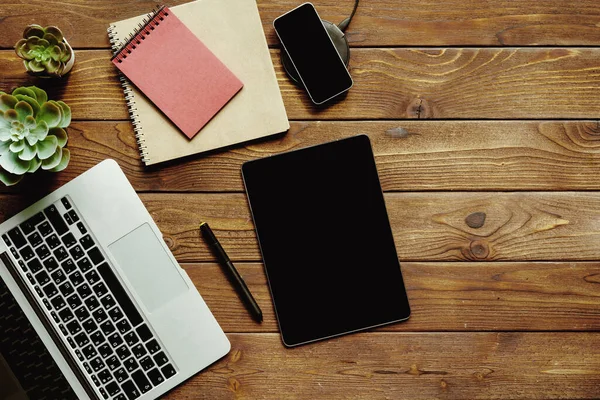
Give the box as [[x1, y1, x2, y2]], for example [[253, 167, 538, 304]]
[[48, 127, 67, 147], [38, 102, 62, 128], [27, 157, 42, 173], [15, 101, 34, 122], [0, 140, 10, 156], [0, 151, 30, 175], [27, 120, 49, 145], [18, 143, 37, 161], [9, 141, 25, 153], [29, 86, 48, 104], [41, 146, 62, 170], [36, 135, 58, 160], [0, 95, 18, 112], [14, 94, 41, 116], [23, 25, 45, 39], [48, 148, 70, 172], [43, 33, 59, 46], [27, 60, 45, 73], [0, 169, 24, 186], [54, 101, 71, 128], [44, 26, 63, 42], [5, 110, 18, 122]]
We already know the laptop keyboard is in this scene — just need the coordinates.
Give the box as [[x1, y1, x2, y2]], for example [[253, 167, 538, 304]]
[[1, 196, 177, 400]]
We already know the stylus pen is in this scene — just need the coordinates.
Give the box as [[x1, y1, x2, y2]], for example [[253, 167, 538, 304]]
[[199, 222, 263, 323]]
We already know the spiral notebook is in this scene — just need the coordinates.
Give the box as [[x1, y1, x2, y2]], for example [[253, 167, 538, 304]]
[[111, 6, 243, 139], [108, 0, 289, 165]]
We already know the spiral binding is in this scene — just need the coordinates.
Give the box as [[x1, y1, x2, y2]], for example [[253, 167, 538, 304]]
[[107, 6, 169, 165]]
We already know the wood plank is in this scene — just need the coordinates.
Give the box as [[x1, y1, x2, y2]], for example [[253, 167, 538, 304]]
[[165, 332, 600, 399], [2, 48, 600, 120], [185, 262, 600, 333], [2, 192, 600, 262], [3, 120, 599, 194], [1, 1, 600, 48]]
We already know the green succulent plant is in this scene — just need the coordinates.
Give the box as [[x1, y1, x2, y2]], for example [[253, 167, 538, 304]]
[[0, 86, 70, 186], [15, 25, 74, 77]]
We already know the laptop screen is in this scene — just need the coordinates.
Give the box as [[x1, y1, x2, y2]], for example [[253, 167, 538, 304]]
[[0, 276, 77, 400]]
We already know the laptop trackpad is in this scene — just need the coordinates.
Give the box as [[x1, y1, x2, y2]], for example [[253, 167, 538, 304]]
[[108, 223, 188, 313]]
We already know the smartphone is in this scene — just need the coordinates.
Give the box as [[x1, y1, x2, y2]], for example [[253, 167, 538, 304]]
[[273, 3, 353, 104]]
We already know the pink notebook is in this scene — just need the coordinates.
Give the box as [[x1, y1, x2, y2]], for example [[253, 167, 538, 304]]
[[112, 6, 243, 139]]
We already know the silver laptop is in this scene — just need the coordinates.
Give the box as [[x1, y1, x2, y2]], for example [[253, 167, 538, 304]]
[[0, 160, 230, 400]]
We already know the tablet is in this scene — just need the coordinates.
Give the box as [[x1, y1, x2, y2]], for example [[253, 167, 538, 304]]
[[242, 135, 410, 347]]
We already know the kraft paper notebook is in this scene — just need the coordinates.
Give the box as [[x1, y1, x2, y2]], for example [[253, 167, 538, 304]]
[[108, 0, 289, 166], [111, 6, 243, 139]]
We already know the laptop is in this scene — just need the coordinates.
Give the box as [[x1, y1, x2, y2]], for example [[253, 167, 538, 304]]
[[0, 159, 230, 400]]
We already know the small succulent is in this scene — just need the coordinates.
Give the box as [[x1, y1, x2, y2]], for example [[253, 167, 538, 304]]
[[15, 25, 74, 77], [0, 86, 71, 186]]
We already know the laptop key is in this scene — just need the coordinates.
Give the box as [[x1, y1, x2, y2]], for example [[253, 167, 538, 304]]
[[75, 306, 90, 321], [25, 273, 35, 285], [145, 339, 161, 355], [80, 234, 95, 250], [123, 357, 138, 373], [108, 332, 124, 348], [93, 308, 108, 323], [140, 356, 154, 371], [58, 308, 74, 323], [101, 294, 116, 310], [117, 319, 132, 335], [85, 269, 100, 285], [147, 368, 164, 386], [106, 381, 121, 397], [38, 221, 52, 237], [59, 324, 68, 336], [77, 257, 92, 272], [109, 307, 124, 322], [88, 247, 105, 265], [107, 355, 121, 371], [58, 281, 74, 296], [51, 269, 66, 285], [66, 320, 82, 335], [34, 244, 50, 260], [27, 258, 43, 273], [93, 282, 108, 298], [100, 320, 116, 335], [114, 367, 129, 383], [90, 330, 104, 346], [64, 212, 73, 225], [74, 332, 89, 347], [2, 233, 10, 246], [62, 259, 76, 274], [70, 270, 84, 286], [132, 370, 152, 393], [77, 283, 92, 299], [46, 234, 61, 249], [153, 352, 168, 367], [51, 295, 66, 310], [99, 387, 109, 400], [83, 318, 98, 334], [90, 357, 105, 372], [121, 379, 140, 400], [10, 247, 19, 260], [124, 331, 139, 347], [61, 197, 72, 210], [20, 212, 45, 235], [62, 232, 76, 248], [136, 325, 152, 342], [19, 245, 34, 261], [98, 368, 113, 384], [69, 245, 84, 261], [161, 364, 176, 379], [43, 282, 58, 298], [42, 298, 52, 310], [77, 222, 87, 235], [91, 373, 100, 386], [44, 205, 68, 235], [8, 227, 26, 248], [98, 343, 114, 358], [43, 256, 59, 272], [66, 293, 82, 309], [132, 343, 146, 358], [116, 345, 131, 360], [67, 337, 76, 349], [54, 247, 68, 262], [27, 232, 42, 247], [34, 270, 50, 285], [85, 296, 100, 311], [83, 344, 98, 360]]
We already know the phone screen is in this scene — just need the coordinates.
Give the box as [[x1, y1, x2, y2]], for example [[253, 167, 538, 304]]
[[274, 3, 353, 104]]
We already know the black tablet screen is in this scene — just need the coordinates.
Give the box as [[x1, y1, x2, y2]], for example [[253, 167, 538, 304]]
[[242, 135, 410, 346]]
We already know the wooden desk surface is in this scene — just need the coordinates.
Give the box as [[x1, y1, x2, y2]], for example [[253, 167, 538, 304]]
[[1, 1, 600, 398]]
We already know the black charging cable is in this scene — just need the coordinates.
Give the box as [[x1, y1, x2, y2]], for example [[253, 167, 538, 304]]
[[337, 0, 360, 32]]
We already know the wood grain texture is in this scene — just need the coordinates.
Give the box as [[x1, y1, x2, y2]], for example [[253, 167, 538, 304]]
[[2, 120, 598, 194], [162, 332, 600, 399], [1, 48, 600, 120], [1, 1, 600, 48], [3, 192, 600, 263], [185, 262, 600, 333]]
